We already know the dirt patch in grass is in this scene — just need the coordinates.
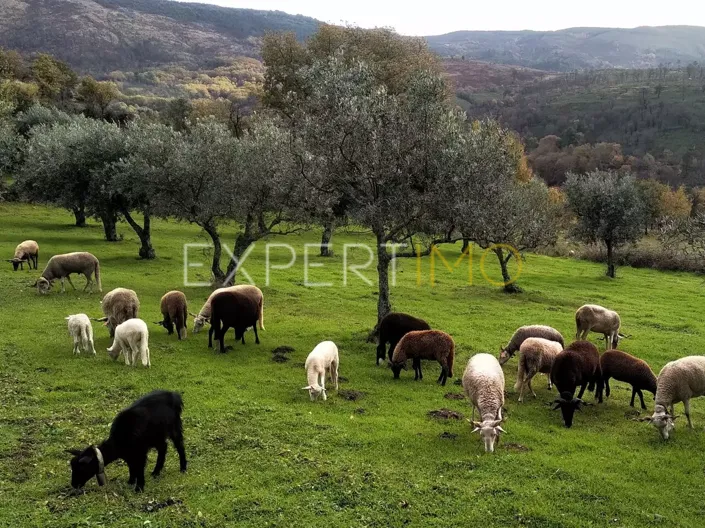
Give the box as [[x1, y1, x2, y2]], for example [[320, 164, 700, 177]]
[[439, 431, 458, 440], [428, 408, 464, 420], [503, 442, 529, 452], [453, 379, 463, 386], [272, 346, 295, 355], [143, 497, 184, 513], [444, 393, 465, 400], [354, 408, 365, 414], [338, 376, 349, 383], [338, 390, 365, 401], [272, 354, 289, 363]]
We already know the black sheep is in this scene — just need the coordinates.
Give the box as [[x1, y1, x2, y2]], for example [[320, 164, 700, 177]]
[[376, 312, 430, 365], [209, 289, 260, 353], [550, 340, 603, 427], [67, 390, 187, 492]]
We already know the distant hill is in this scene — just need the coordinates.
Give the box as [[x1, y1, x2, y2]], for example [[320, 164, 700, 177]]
[[442, 59, 549, 93], [427, 26, 705, 71], [0, 0, 319, 72]]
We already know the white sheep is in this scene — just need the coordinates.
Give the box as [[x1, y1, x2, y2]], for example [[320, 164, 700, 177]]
[[302, 341, 339, 401], [7, 240, 39, 271], [35, 252, 101, 294], [107, 318, 151, 368], [514, 337, 563, 402], [462, 353, 506, 453], [65, 314, 96, 355], [575, 304, 622, 349], [645, 356, 705, 440]]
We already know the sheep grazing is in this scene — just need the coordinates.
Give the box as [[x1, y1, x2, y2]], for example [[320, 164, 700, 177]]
[[65, 314, 96, 356], [67, 390, 186, 492], [575, 304, 622, 349], [155, 291, 188, 340], [499, 325, 564, 365], [191, 285, 264, 335], [7, 240, 39, 271], [514, 337, 563, 402], [642, 356, 705, 440], [209, 289, 261, 353], [97, 288, 140, 338], [462, 353, 506, 453], [376, 312, 431, 366], [107, 318, 151, 367], [390, 330, 454, 386], [550, 340, 603, 427], [302, 341, 339, 401], [34, 252, 101, 294], [599, 349, 656, 410]]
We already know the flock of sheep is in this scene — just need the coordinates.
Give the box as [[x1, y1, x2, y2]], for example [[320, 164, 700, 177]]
[[6, 239, 705, 493]]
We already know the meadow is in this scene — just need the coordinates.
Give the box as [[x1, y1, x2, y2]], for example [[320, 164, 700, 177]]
[[1, 202, 704, 527]]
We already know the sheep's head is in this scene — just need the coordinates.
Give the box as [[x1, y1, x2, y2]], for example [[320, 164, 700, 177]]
[[7, 257, 26, 271], [471, 419, 506, 453], [551, 391, 587, 428], [302, 385, 327, 401], [646, 405, 677, 440], [389, 360, 407, 379], [36, 277, 52, 294], [106, 343, 120, 360], [67, 446, 106, 489], [192, 314, 207, 333], [498, 346, 512, 365]]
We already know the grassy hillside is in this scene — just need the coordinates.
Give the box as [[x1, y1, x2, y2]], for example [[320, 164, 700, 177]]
[[1, 202, 705, 527], [427, 26, 705, 71]]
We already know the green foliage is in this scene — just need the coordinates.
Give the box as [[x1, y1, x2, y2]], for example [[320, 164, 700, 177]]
[[565, 170, 645, 277], [78, 77, 120, 118], [31, 54, 77, 102]]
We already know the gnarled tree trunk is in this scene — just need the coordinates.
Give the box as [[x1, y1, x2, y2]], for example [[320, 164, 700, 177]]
[[203, 221, 225, 285], [100, 211, 119, 242], [123, 209, 155, 259], [73, 205, 87, 227], [494, 247, 522, 294], [320, 219, 335, 257]]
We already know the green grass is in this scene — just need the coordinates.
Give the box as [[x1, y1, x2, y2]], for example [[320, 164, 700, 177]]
[[1, 202, 705, 527]]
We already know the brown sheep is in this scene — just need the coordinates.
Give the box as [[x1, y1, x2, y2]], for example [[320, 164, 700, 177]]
[[598, 350, 657, 410], [155, 291, 188, 340], [390, 330, 454, 385]]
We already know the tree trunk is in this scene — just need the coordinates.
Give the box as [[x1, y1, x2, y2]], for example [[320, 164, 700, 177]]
[[461, 238, 470, 254], [224, 232, 254, 286], [100, 211, 119, 242], [605, 240, 616, 278], [495, 247, 522, 293], [73, 206, 87, 227], [376, 232, 392, 323], [203, 221, 225, 285], [123, 209, 155, 259], [320, 219, 335, 257]]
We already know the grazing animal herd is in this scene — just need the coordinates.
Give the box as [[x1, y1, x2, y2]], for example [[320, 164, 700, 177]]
[[5, 240, 705, 493]]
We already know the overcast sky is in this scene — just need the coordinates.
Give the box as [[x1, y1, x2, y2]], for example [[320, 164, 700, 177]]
[[176, 0, 705, 35]]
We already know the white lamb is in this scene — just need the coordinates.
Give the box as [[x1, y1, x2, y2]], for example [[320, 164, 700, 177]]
[[302, 341, 339, 401], [644, 356, 705, 440], [462, 353, 506, 453], [514, 337, 563, 402], [65, 314, 96, 355], [107, 318, 151, 368]]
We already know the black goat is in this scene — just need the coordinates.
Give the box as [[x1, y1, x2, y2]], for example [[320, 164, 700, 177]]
[[67, 390, 186, 492], [550, 340, 603, 427], [209, 289, 260, 353], [376, 312, 430, 365]]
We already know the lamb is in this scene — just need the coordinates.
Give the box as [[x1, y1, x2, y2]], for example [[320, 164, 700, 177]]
[[599, 349, 656, 410], [97, 288, 140, 338], [550, 340, 603, 427], [67, 390, 186, 492], [642, 356, 705, 440], [34, 252, 101, 294], [390, 330, 454, 386], [209, 289, 260, 353], [155, 291, 188, 340], [462, 353, 506, 453], [192, 285, 264, 335], [575, 304, 622, 349], [499, 325, 564, 365], [7, 240, 39, 271], [107, 318, 151, 367], [65, 314, 96, 356], [514, 337, 563, 402], [376, 312, 431, 365], [302, 341, 339, 401]]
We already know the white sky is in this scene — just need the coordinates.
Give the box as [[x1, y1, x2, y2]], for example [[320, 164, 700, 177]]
[[176, 0, 705, 35]]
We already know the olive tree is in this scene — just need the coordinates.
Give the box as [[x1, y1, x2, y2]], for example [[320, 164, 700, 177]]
[[451, 121, 560, 292], [565, 170, 645, 278], [292, 57, 465, 322]]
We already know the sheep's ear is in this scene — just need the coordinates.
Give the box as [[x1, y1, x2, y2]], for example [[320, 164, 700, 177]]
[[671, 415, 680, 421], [65, 316, 71, 320], [496, 426, 507, 434], [551, 403, 561, 411], [634, 416, 653, 423], [471, 427, 481, 433], [153, 321, 164, 326], [301, 386, 312, 390], [92, 317, 108, 322], [66, 448, 82, 456], [189, 312, 198, 317], [488, 419, 502, 427], [96, 472, 106, 486]]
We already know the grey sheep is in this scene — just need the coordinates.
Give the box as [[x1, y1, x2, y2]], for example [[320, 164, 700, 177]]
[[499, 325, 564, 365], [96, 288, 140, 338], [34, 252, 101, 294]]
